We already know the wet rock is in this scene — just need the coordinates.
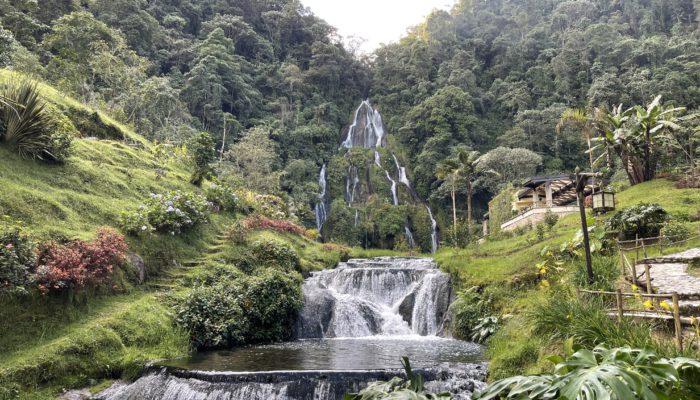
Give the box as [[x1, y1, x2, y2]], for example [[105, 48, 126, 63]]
[[126, 253, 146, 284]]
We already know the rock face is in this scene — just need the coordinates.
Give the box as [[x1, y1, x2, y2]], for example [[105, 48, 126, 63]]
[[293, 257, 452, 338], [126, 253, 146, 284], [339, 100, 387, 149]]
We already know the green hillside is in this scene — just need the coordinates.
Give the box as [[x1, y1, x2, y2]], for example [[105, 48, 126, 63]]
[[0, 74, 350, 399]]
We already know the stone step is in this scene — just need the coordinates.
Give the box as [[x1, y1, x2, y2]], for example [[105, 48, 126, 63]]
[[679, 300, 700, 315]]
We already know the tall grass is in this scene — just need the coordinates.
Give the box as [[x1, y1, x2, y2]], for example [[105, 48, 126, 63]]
[[532, 293, 679, 356], [0, 80, 53, 160]]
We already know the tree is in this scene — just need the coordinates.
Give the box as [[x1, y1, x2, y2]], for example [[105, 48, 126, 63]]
[[435, 158, 460, 241], [455, 149, 481, 234], [477, 147, 543, 193], [556, 108, 595, 171], [219, 126, 281, 194], [188, 132, 216, 186]]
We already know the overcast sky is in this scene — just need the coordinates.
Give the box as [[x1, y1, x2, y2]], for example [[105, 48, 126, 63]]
[[301, 0, 455, 53]]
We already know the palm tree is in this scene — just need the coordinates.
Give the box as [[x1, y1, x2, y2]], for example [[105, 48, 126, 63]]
[[556, 108, 595, 171], [435, 158, 460, 240], [456, 149, 481, 233]]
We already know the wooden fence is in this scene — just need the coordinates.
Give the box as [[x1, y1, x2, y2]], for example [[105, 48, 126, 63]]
[[576, 288, 685, 350]]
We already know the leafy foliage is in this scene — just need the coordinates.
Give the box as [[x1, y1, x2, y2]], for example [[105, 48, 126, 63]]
[[119, 191, 210, 235], [204, 181, 238, 212], [175, 265, 303, 349], [34, 228, 127, 295], [606, 203, 669, 240], [0, 80, 73, 161], [0, 225, 36, 295], [344, 357, 452, 400], [661, 220, 693, 243], [242, 214, 312, 239], [452, 286, 494, 341], [188, 132, 216, 186], [473, 345, 700, 400], [249, 239, 300, 272]]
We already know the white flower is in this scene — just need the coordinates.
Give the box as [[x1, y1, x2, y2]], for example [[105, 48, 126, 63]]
[[141, 225, 148, 231]]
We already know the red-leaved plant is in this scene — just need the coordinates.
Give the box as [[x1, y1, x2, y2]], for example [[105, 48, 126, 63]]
[[241, 214, 312, 239], [34, 228, 128, 295]]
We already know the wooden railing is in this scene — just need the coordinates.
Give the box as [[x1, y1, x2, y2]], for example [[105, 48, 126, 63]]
[[617, 234, 700, 285], [576, 288, 685, 350]]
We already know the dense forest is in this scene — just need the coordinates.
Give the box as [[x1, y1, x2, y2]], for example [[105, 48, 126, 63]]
[[2, 0, 700, 245]]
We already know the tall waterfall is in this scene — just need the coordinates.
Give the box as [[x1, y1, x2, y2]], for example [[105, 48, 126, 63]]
[[294, 257, 452, 338], [315, 164, 328, 231], [426, 207, 439, 254], [340, 100, 386, 149], [345, 166, 359, 204], [393, 154, 412, 188], [385, 170, 399, 206], [404, 224, 416, 249]]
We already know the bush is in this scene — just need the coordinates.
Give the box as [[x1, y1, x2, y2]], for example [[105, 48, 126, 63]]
[[250, 239, 300, 272], [241, 214, 312, 238], [571, 255, 620, 292], [34, 228, 127, 295], [205, 181, 238, 212], [224, 220, 251, 244], [175, 266, 303, 349], [536, 223, 546, 241], [0, 226, 36, 295], [119, 191, 210, 235], [606, 203, 669, 240], [0, 80, 74, 162], [661, 220, 693, 243], [544, 209, 559, 230], [452, 287, 494, 341], [188, 132, 216, 186]]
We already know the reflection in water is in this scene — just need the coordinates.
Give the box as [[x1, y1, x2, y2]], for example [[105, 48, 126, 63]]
[[165, 337, 484, 372]]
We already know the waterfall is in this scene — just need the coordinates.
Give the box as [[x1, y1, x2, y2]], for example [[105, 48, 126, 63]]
[[374, 151, 381, 167], [294, 257, 451, 339], [393, 154, 412, 188], [426, 207, 438, 254], [385, 170, 398, 205], [315, 164, 328, 231], [345, 166, 359, 204], [340, 100, 386, 149], [354, 209, 360, 226], [404, 223, 416, 249]]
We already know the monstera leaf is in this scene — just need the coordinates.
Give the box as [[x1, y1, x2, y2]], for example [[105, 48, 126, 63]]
[[473, 346, 700, 400]]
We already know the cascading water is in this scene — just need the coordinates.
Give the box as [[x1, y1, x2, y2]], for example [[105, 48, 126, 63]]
[[374, 151, 382, 167], [97, 258, 486, 400], [385, 170, 399, 206], [404, 224, 416, 249], [393, 154, 412, 188], [315, 164, 328, 231], [340, 100, 386, 149], [345, 166, 359, 204], [294, 258, 451, 338], [354, 209, 360, 226], [426, 207, 439, 254]]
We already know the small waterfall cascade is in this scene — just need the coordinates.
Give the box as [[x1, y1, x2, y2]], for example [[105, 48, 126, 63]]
[[345, 166, 359, 204], [315, 164, 328, 231], [354, 209, 360, 226], [294, 257, 452, 339], [404, 223, 416, 249], [385, 170, 399, 206], [374, 151, 382, 167], [340, 100, 386, 149], [426, 207, 439, 254], [393, 154, 412, 188]]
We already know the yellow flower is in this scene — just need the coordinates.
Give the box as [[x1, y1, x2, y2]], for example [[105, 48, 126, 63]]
[[631, 285, 639, 292], [643, 300, 654, 310], [660, 301, 673, 312], [539, 279, 550, 290]]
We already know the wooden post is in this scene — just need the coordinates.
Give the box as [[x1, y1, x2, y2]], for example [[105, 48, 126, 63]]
[[619, 250, 626, 277], [631, 261, 637, 285], [635, 234, 640, 261], [616, 289, 624, 322], [642, 239, 648, 259], [645, 264, 653, 294], [672, 292, 683, 351]]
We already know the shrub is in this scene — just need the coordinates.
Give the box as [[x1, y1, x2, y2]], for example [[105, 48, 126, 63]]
[[474, 345, 700, 400], [34, 228, 127, 295], [119, 191, 210, 235], [188, 132, 216, 186], [241, 214, 311, 238], [571, 255, 620, 292], [224, 220, 251, 244], [452, 287, 494, 341], [175, 266, 302, 349], [0, 226, 36, 295], [322, 243, 351, 261], [544, 209, 559, 230], [253, 194, 288, 219], [536, 223, 546, 241], [606, 203, 669, 240], [0, 80, 74, 162], [250, 239, 300, 272], [661, 220, 693, 243], [205, 181, 237, 212]]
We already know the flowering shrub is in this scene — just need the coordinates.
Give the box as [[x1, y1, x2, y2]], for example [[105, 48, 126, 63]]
[[253, 194, 288, 219], [241, 214, 311, 238], [205, 182, 238, 212], [34, 228, 127, 295], [119, 191, 211, 235], [0, 226, 37, 295]]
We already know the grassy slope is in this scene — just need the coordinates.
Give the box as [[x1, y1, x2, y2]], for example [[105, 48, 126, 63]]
[[435, 179, 700, 379], [0, 73, 348, 399]]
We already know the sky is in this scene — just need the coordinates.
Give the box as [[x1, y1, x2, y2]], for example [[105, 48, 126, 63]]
[[301, 0, 455, 53]]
